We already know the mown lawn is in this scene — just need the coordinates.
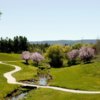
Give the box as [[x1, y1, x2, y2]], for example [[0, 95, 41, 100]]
[[11, 60, 100, 91], [25, 88, 100, 100], [50, 61, 100, 91], [0, 53, 21, 61], [10, 61, 37, 81]]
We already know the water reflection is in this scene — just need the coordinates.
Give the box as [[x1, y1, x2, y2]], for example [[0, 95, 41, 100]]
[[39, 77, 47, 86], [11, 92, 27, 100]]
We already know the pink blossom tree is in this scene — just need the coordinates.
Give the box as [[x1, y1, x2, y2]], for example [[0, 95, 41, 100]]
[[31, 52, 44, 66], [67, 49, 79, 65], [21, 51, 30, 64], [79, 47, 95, 63]]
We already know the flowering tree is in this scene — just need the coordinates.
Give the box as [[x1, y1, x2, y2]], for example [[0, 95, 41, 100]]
[[79, 47, 95, 63], [21, 51, 30, 64], [67, 49, 79, 65], [31, 52, 44, 66]]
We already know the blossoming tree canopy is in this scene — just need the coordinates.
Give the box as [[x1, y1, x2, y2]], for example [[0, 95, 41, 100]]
[[67, 49, 79, 65], [31, 52, 44, 65], [79, 47, 95, 63], [67, 49, 79, 60], [22, 51, 30, 64]]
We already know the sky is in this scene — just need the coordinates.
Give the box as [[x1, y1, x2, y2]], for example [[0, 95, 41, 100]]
[[0, 0, 100, 41]]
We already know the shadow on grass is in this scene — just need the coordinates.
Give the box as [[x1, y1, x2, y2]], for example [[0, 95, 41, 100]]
[[21, 62, 29, 65]]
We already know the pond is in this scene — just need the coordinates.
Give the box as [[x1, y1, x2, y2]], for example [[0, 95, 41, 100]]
[[19, 77, 48, 86], [39, 77, 47, 86]]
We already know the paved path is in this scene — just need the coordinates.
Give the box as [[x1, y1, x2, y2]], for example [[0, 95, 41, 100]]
[[1, 61, 100, 94]]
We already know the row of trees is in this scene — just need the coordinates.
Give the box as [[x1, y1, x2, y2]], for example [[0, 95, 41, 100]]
[[0, 36, 50, 53], [0, 36, 100, 55], [67, 47, 95, 65], [28, 43, 50, 53], [46, 45, 95, 67], [22, 45, 95, 68], [0, 36, 28, 53], [22, 51, 44, 65]]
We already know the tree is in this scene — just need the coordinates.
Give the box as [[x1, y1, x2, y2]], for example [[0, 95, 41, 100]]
[[19, 36, 28, 52], [67, 49, 79, 65], [21, 51, 30, 64], [72, 43, 83, 50], [63, 45, 72, 53], [46, 45, 64, 68], [13, 36, 28, 53], [79, 47, 95, 63], [31, 52, 44, 66], [0, 36, 29, 53], [7, 38, 13, 53], [94, 39, 100, 54]]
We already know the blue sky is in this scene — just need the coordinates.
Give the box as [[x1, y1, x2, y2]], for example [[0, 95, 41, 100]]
[[0, 0, 100, 41]]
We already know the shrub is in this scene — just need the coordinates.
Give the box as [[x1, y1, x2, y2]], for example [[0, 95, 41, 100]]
[[37, 64, 51, 78], [63, 45, 72, 53], [72, 43, 83, 50], [45, 45, 64, 68], [79, 47, 95, 63], [67, 49, 79, 65]]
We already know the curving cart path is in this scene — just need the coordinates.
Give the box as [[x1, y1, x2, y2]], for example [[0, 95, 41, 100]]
[[1, 61, 100, 94]]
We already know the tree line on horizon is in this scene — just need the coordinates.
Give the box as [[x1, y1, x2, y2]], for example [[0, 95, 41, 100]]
[[0, 36, 100, 54], [0, 36, 28, 53], [0, 36, 50, 53]]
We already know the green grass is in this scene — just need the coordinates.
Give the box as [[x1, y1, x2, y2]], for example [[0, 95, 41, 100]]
[[9, 57, 100, 91], [25, 88, 100, 100], [0, 64, 19, 99], [10, 61, 37, 81], [50, 61, 100, 91], [0, 53, 100, 100], [0, 53, 20, 61]]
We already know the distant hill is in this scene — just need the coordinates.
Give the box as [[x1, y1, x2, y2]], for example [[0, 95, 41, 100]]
[[30, 39, 96, 45]]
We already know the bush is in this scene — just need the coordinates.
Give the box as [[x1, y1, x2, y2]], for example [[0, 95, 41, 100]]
[[72, 43, 83, 50], [67, 49, 79, 66], [79, 47, 95, 63], [63, 45, 72, 53], [45, 45, 64, 68], [37, 64, 50, 78]]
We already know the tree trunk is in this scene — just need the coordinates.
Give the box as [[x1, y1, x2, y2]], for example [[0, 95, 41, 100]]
[[26, 59, 28, 65]]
